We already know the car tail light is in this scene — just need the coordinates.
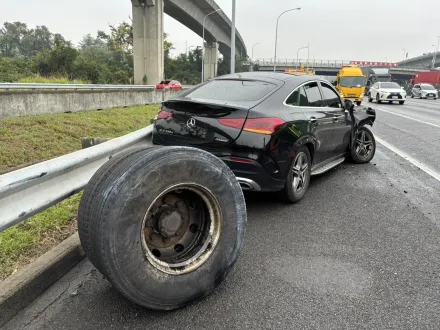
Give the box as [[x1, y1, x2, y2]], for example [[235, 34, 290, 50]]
[[218, 118, 246, 129], [243, 118, 286, 135], [218, 118, 285, 135], [157, 109, 172, 119]]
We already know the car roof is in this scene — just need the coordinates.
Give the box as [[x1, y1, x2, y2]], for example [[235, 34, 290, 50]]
[[215, 71, 324, 87]]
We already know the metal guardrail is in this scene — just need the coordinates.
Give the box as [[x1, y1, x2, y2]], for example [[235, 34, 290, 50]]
[[255, 59, 428, 71], [0, 83, 194, 91], [0, 125, 153, 232]]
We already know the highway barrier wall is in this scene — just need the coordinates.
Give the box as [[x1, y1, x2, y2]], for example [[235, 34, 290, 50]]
[[0, 88, 184, 119]]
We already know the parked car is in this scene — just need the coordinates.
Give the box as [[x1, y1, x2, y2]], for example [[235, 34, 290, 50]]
[[156, 80, 182, 90], [367, 82, 406, 104], [411, 83, 438, 99], [152, 72, 376, 203]]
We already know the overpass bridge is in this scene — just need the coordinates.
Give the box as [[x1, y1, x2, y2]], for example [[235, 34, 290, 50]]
[[398, 52, 440, 69], [131, 0, 247, 85], [255, 58, 429, 81]]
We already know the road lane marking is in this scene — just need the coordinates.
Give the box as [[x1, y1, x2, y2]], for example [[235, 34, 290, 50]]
[[377, 108, 440, 129], [375, 136, 440, 182]]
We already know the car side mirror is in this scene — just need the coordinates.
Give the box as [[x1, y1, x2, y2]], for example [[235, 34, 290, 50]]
[[344, 99, 355, 111]]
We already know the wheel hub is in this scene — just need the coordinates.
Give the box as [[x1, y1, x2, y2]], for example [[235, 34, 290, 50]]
[[158, 209, 183, 237]]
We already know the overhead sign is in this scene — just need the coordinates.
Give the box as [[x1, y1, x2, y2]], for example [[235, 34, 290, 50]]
[[350, 61, 398, 67]]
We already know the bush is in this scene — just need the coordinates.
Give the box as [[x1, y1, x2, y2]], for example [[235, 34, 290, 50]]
[[0, 56, 36, 82]]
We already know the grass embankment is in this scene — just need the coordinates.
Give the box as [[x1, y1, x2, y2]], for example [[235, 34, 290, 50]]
[[16, 75, 90, 84], [0, 105, 158, 281]]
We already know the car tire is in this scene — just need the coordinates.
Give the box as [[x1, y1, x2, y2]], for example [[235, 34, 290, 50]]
[[368, 93, 373, 102], [350, 127, 376, 164], [356, 101, 362, 106], [376, 94, 382, 104], [279, 146, 311, 203], [77, 146, 247, 310], [399, 101, 405, 105], [411, 94, 414, 98]]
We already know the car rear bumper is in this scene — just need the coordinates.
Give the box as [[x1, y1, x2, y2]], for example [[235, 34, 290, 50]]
[[219, 156, 286, 192]]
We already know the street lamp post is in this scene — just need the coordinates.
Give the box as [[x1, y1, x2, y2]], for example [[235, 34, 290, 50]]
[[231, 0, 236, 74], [252, 42, 260, 61], [432, 36, 440, 69], [202, 8, 222, 83], [296, 45, 309, 69], [274, 7, 301, 72]]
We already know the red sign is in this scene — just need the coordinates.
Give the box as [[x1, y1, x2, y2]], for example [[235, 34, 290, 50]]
[[350, 61, 398, 67]]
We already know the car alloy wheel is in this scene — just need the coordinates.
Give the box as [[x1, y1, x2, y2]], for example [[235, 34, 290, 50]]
[[355, 129, 374, 159], [291, 152, 309, 194]]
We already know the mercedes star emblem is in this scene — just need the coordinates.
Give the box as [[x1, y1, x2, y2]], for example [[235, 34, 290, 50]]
[[187, 117, 196, 128]]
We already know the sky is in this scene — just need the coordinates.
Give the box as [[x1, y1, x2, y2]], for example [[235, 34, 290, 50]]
[[1, 0, 439, 63]]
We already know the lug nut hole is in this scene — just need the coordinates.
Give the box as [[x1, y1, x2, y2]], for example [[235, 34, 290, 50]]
[[189, 224, 199, 233], [152, 249, 161, 258], [174, 244, 184, 253]]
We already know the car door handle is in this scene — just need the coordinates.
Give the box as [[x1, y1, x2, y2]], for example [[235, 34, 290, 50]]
[[310, 117, 317, 123], [333, 115, 339, 122]]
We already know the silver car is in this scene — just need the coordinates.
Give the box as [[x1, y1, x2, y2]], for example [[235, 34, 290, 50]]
[[411, 84, 438, 99]]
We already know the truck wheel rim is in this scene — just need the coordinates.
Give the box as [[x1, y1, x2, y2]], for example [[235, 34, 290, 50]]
[[355, 130, 373, 158], [141, 183, 222, 275]]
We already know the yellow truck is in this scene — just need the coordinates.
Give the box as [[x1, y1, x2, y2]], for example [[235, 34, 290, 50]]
[[334, 65, 366, 106]]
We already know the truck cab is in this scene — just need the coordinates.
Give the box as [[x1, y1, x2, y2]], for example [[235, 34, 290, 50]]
[[364, 68, 392, 96], [334, 65, 365, 106]]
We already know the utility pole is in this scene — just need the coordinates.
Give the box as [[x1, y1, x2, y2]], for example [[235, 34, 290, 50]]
[[231, 0, 236, 74], [432, 36, 440, 69]]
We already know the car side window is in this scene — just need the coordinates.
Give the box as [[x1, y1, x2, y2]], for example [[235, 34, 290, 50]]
[[285, 89, 300, 106], [320, 82, 342, 108], [298, 87, 309, 106], [302, 82, 323, 107]]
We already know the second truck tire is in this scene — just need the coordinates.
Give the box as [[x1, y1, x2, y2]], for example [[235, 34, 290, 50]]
[[77, 146, 247, 310]]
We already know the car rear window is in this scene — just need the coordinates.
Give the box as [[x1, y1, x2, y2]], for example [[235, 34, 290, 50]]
[[159, 80, 171, 84], [183, 80, 277, 102]]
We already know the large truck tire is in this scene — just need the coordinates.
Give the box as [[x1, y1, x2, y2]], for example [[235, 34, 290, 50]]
[[77, 146, 247, 310]]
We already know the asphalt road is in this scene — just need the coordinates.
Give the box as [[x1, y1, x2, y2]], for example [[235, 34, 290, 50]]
[[3, 97, 440, 330]]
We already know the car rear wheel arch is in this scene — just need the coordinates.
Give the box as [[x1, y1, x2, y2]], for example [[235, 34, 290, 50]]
[[303, 143, 314, 163], [285, 141, 315, 177]]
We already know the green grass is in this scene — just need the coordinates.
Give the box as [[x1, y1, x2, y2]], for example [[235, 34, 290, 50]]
[[0, 105, 159, 280], [17, 75, 90, 84], [0, 105, 159, 173]]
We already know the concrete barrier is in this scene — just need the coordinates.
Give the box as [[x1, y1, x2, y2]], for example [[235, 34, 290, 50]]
[[0, 89, 184, 119]]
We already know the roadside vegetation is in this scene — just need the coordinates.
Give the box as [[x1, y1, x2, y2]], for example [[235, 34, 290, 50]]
[[0, 105, 158, 281], [0, 21, 248, 86]]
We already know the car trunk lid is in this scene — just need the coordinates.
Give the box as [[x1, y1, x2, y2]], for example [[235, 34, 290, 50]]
[[155, 100, 249, 148]]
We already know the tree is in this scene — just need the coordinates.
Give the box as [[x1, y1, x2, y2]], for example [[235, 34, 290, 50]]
[[79, 34, 106, 49], [36, 42, 78, 78], [98, 21, 133, 56], [0, 22, 29, 57], [0, 22, 65, 58]]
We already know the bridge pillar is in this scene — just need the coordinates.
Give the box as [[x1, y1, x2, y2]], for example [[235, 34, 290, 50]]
[[131, 0, 164, 85], [204, 42, 219, 81]]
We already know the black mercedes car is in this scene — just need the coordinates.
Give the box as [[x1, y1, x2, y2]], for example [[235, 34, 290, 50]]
[[152, 72, 376, 203]]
